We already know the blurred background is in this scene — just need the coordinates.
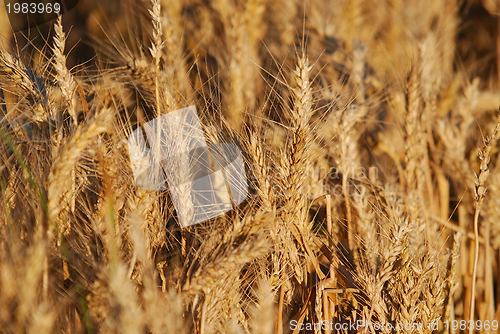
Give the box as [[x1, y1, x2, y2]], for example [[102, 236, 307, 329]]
[[0, 0, 131, 70], [0, 0, 499, 85]]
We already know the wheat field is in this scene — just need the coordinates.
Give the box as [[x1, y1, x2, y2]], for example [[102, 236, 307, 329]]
[[0, 0, 500, 333]]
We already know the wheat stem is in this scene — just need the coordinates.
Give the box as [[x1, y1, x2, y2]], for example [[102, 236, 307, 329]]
[[469, 109, 500, 332]]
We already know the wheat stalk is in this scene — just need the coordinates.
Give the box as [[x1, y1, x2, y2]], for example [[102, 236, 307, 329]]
[[469, 109, 500, 332]]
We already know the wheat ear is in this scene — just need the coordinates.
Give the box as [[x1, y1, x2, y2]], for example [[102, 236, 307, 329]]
[[0, 51, 46, 103], [149, 0, 167, 199], [186, 236, 270, 293], [469, 109, 500, 332], [248, 134, 273, 211], [149, 0, 165, 117], [250, 278, 275, 334], [282, 52, 314, 223], [0, 51, 48, 122], [48, 109, 113, 232], [52, 15, 78, 126]]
